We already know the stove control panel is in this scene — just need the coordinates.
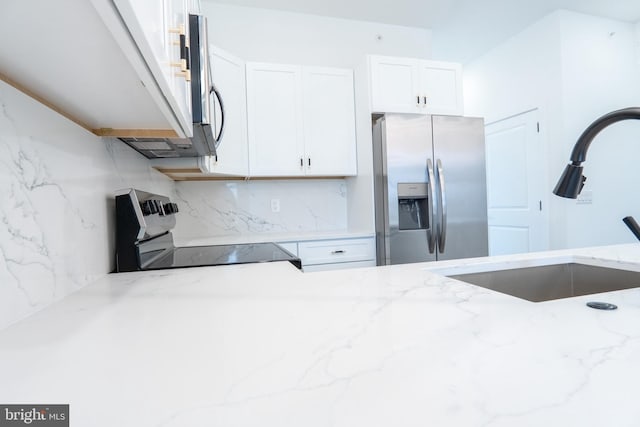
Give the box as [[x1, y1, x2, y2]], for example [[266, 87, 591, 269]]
[[140, 200, 179, 216]]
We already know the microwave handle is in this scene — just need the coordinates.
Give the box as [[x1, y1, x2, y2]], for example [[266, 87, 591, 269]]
[[210, 84, 225, 144]]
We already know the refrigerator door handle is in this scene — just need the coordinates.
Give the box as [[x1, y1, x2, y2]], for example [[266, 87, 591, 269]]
[[426, 159, 437, 253], [436, 159, 447, 253]]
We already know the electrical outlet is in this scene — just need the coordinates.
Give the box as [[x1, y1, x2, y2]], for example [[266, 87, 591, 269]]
[[576, 190, 593, 205], [271, 199, 280, 213]]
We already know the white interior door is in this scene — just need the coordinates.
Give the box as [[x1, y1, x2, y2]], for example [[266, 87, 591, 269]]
[[485, 109, 548, 255]]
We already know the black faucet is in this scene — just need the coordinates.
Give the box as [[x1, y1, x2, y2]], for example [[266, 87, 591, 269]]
[[623, 216, 640, 242], [553, 107, 640, 198], [553, 107, 640, 241]]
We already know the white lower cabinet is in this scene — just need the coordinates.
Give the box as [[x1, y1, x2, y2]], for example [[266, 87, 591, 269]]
[[296, 237, 376, 272], [277, 237, 375, 272]]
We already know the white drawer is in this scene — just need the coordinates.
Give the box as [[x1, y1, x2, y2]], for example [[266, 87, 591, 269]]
[[298, 237, 376, 266]]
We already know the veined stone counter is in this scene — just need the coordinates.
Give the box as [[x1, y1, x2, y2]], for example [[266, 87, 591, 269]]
[[2, 244, 640, 426]]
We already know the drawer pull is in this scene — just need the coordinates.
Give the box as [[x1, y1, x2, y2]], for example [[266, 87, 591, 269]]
[[331, 250, 346, 254]]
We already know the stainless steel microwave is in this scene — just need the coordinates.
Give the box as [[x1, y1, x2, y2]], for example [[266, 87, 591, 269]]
[[118, 13, 224, 159]]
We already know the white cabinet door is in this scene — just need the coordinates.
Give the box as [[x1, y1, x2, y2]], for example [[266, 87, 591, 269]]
[[369, 55, 463, 116], [417, 60, 463, 116], [302, 67, 357, 176], [165, 0, 192, 129], [369, 55, 420, 114], [247, 63, 358, 177], [246, 63, 305, 177], [112, 0, 192, 136], [208, 47, 248, 176]]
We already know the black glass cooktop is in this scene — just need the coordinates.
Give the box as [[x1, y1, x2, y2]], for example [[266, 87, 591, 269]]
[[144, 242, 301, 270]]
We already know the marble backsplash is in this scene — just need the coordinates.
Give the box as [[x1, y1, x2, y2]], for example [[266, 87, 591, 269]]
[[0, 81, 174, 329], [173, 179, 348, 239]]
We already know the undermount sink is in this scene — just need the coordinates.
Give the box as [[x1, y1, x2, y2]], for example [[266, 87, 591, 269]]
[[448, 262, 640, 302]]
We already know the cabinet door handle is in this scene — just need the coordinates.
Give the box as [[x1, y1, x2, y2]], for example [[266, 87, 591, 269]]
[[416, 95, 420, 105], [308, 158, 311, 167], [171, 31, 188, 71], [179, 34, 187, 71], [423, 96, 427, 105], [300, 158, 303, 167], [331, 250, 346, 254]]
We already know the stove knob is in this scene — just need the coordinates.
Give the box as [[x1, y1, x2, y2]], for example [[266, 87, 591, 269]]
[[155, 200, 166, 216], [163, 202, 179, 214], [140, 200, 155, 216]]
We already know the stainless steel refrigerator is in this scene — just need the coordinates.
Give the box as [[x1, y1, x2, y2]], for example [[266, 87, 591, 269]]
[[372, 113, 488, 265]]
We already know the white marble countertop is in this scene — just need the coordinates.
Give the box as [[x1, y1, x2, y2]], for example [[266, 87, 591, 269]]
[[2, 244, 640, 426]]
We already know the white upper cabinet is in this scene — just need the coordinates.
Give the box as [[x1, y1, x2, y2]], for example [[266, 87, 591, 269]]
[[303, 67, 357, 176], [416, 60, 463, 115], [0, 0, 194, 138], [246, 63, 305, 177], [246, 62, 357, 177], [369, 55, 463, 116], [369, 56, 419, 114], [110, 0, 192, 135], [207, 47, 249, 176]]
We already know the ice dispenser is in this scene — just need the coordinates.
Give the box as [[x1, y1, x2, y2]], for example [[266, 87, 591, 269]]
[[397, 183, 429, 230]]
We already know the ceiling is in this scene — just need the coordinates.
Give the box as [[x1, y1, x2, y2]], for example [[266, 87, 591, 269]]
[[205, 0, 640, 63]]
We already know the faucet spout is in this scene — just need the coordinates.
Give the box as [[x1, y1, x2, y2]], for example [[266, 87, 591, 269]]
[[553, 107, 640, 199]]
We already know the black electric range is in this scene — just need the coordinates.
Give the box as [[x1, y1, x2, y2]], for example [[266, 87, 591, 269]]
[[114, 189, 301, 272]]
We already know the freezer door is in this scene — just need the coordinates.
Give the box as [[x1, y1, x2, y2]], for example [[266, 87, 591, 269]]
[[431, 115, 488, 260], [373, 114, 437, 265]]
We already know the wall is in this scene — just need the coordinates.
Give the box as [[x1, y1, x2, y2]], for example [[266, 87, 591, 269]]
[[0, 80, 174, 329], [464, 10, 640, 250], [183, 2, 432, 237]]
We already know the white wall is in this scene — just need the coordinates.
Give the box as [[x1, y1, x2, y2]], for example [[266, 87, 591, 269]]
[[0, 80, 174, 329], [464, 10, 640, 250], [190, 2, 432, 235]]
